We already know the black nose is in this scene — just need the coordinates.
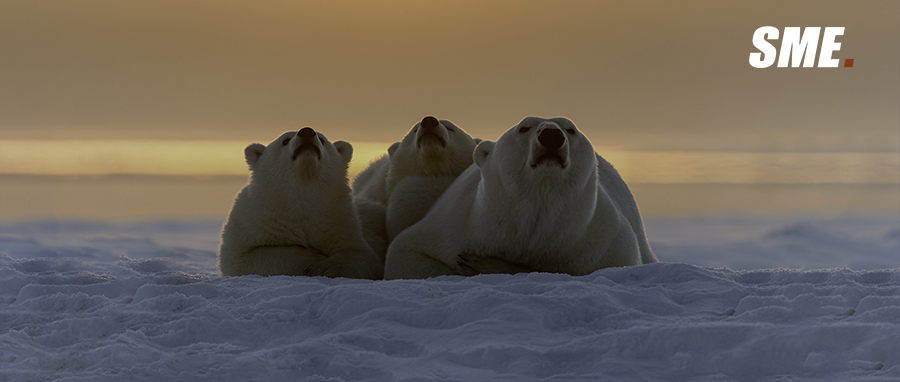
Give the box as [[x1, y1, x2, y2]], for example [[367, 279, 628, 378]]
[[538, 128, 565, 150], [298, 127, 316, 139], [421, 116, 439, 131]]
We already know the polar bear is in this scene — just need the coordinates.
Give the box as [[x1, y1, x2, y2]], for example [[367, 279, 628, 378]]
[[383, 117, 657, 279], [352, 116, 479, 258], [218, 127, 383, 279]]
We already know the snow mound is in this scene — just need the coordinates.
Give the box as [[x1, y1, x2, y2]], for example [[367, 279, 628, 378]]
[[1, 218, 898, 381], [1, 260, 898, 381]]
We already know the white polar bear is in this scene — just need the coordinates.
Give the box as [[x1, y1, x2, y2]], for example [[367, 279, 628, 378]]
[[352, 116, 479, 259], [218, 127, 382, 279], [384, 117, 658, 279]]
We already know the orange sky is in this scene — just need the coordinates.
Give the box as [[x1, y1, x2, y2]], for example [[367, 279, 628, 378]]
[[1, 0, 898, 152], [1, 139, 897, 185]]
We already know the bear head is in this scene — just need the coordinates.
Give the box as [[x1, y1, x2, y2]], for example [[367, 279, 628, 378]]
[[474, 117, 597, 196], [244, 127, 353, 186], [385, 116, 478, 191]]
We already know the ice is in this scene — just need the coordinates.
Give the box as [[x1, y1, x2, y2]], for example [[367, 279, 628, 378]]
[[0, 217, 898, 381]]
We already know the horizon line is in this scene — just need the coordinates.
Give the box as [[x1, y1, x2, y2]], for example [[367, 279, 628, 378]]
[[0, 140, 897, 184]]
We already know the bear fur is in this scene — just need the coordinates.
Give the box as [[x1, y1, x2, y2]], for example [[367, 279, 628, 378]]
[[352, 116, 479, 260], [353, 198, 389, 263], [218, 128, 382, 279], [384, 117, 657, 279]]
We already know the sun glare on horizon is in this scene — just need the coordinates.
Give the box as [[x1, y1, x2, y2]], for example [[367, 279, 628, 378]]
[[0, 140, 395, 178], [1, 140, 897, 185]]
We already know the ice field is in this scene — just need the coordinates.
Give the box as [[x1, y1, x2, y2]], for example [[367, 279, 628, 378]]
[[1, 216, 899, 381]]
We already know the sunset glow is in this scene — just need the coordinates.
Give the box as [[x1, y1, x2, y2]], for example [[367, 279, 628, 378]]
[[0, 1, 896, 220], [2, 140, 896, 184], [0, 140, 394, 178]]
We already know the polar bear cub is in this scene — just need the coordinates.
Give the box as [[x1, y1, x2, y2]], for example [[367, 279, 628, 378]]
[[353, 116, 479, 258], [384, 117, 657, 279], [218, 127, 382, 279]]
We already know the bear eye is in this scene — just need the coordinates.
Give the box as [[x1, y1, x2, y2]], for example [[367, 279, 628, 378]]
[[318, 137, 325, 144], [566, 128, 576, 135], [281, 138, 291, 146], [518, 126, 531, 133], [445, 127, 454, 132]]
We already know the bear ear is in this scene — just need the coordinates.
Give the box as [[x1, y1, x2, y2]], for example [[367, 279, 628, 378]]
[[387, 142, 400, 157], [244, 143, 266, 171], [474, 141, 495, 169], [334, 140, 353, 163]]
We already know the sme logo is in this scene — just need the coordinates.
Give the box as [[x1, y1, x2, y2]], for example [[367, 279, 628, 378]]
[[749, 27, 854, 68]]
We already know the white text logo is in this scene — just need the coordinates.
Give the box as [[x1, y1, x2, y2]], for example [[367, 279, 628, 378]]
[[749, 27, 853, 68]]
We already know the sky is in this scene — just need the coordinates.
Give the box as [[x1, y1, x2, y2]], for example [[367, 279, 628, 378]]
[[1, 0, 897, 149], [0, 0, 898, 219]]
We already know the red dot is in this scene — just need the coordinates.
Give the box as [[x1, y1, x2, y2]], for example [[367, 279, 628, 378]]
[[844, 59, 854, 67]]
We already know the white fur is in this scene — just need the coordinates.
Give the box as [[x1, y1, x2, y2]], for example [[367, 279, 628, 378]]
[[218, 129, 382, 279], [385, 175, 458, 241], [352, 117, 479, 258], [352, 155, 391, 206], [354, 198, 388, 263], [384, 117, 657, 279]]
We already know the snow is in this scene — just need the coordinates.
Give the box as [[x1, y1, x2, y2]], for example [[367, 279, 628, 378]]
[[1, 217, 899, 381]]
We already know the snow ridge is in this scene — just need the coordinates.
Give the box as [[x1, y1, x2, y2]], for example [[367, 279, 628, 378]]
[[1, 218, 898, 381]]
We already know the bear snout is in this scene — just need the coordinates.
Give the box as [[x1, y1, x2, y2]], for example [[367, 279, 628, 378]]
[[416, 116, 447, 148], [292, 127, 322, 160], [297, 127, 317, 139], [420, 116, 439, 130], [530, 126, 568, 169], [538, 128, 565, 150]]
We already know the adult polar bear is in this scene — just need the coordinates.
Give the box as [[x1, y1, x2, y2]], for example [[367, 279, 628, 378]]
[[384, 117, 657, 279], [218, 127, 382, 279]]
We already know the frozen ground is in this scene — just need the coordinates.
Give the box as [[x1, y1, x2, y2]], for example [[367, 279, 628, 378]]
[[1, 216, 899, 381]]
